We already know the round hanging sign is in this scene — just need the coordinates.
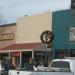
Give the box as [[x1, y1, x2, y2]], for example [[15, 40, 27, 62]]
[[40, 30, 54, 44]]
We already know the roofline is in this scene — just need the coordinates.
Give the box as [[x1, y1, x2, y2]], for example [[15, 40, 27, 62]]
[[52, 9, 70, 14], [0, 49, 33, 53], [0, 23, 16, 27]]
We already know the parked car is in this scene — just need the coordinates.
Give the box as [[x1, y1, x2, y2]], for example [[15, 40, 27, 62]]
[[0, 60, 3, 75], [9, 58, 75, 75]]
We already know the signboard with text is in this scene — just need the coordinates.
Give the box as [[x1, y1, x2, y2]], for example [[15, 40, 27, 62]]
[[0, 33, 14, 41], [70, 27, 75, 42]]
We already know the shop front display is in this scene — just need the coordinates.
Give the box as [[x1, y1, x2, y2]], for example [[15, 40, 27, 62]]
[[34, 51, 52, 67]]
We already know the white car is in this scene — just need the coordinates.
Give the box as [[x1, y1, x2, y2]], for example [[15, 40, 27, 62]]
[[0, 61, 2, 75], [0, 61, 4, 73], [0, 61, 2, 70]]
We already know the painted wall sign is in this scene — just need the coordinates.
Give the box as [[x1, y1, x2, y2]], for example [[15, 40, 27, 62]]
[[70, 27, 75, 42], [0, 33, 14, 41]]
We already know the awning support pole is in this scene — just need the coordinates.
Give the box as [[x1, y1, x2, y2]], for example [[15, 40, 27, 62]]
[[19, 51, 22, 69], [8, 50, 11, 60], [32, 50, 34, 59]]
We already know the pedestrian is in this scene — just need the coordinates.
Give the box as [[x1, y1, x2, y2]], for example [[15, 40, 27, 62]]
[[1, 57, 10, 75], [27, 57, 35, 71]]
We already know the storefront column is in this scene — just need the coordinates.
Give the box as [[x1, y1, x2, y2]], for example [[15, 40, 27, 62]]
[[32, 50, 34, 59], [8, 50, 11, 59], [19, 51, 22, 68], [51, 49, 55, 60]]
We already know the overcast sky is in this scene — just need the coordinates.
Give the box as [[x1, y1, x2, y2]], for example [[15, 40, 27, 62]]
[[0, 0, 71, 24]]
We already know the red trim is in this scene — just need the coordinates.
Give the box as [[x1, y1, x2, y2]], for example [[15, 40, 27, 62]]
[[1, 42, 42, 51]]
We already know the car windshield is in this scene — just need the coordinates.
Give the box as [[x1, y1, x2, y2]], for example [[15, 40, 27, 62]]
[[50, 61, 71, 72], [50, 61, 70, 68]]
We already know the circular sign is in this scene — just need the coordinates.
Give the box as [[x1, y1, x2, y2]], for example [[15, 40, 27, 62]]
[[40, 30, 54, 44]]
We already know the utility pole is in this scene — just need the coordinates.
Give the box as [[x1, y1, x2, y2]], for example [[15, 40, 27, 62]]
[[40, 30, 54, 66], [71, 0, 75, 9], [71, 0, 75, 15]]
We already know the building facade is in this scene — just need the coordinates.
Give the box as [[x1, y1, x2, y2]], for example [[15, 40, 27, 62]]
[[52, 9, 75, 59], [0, 23, 16, 49], [0, 11, 52, 67], [16, 11, 52, 43], [1, 9, 75, 66]]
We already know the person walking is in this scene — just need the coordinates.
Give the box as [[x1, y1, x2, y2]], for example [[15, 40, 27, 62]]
[[27, 57, 36, 71], [1, 57, 10, 75]]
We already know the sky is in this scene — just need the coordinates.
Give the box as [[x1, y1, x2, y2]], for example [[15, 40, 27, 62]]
[[0, 0, 71, 24]]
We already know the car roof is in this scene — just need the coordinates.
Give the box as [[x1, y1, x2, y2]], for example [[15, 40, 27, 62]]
[[52, 58, 75, 62]]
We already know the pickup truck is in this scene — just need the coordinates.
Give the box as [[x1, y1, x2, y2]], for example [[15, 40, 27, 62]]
[[8, 58, 75, 75]]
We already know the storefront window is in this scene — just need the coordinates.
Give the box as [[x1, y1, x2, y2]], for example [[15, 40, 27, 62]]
[[55, 49, 72, 59], [71, 49, 75, 57], [34, 51, 52, 67]]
